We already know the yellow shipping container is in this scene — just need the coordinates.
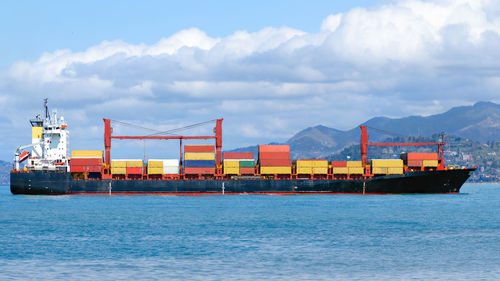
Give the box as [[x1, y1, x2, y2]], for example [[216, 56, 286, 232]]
[[312, 167, 328, 174], [371, 159, 403, 168], [127, 160, 143, 168], [224, 167, 239, 175], [111, 167, 127, 174], [111, 160, 127, 168], [72, 150, 103, 158], [260, 166, 291, 174], [296, 160, 328, 168], [372, 167, 388, 174], [296, 167, 312, 174], [184, 152, 215, 160], [148, 160, 163, 168], [223, 160, 240, 168], [422, 160, 439, 167], [387, 167, 404, 174], [332, 167, 349, 174], [348, 167, 364, 174], [346, 161, 362, 167], [147, 167, 163, 175], [32, 126, 43, 139]]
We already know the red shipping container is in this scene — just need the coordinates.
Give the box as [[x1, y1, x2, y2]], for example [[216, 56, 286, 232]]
[[126, 167, 143, 174], [259, 159, 292, 166], [70, 165, 102, 173], [239, 167, 255, 174], [223, 152, 254, 159], [184, 145, 215, 153], [71, 158, 102, 166], [330, 161, 347, 167], [407, 160, 423, 167], [184, 167, 216, 174], [258, 152, 290, 159], [406, 153, 439, 160], [259, 145, 290, 153]]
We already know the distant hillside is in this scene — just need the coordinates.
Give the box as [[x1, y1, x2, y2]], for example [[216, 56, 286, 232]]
[[0, 160, 10, 185], [287, 101, 500, 159]]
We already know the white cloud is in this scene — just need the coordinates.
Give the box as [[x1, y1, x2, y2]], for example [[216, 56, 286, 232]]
[[1, 0, 500, 159]]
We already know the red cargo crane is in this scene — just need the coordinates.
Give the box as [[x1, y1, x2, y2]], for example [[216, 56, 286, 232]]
[[103, 118, 223, 175], [360, 125, 445, 174]]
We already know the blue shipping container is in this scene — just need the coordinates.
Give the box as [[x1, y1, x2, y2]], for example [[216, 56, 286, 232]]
[[183, 160, 216, 167]]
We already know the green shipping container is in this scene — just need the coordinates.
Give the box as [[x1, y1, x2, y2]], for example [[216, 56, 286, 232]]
[[239, 160, 255, 168]]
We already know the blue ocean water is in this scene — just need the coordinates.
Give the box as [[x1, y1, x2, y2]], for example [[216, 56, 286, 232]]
[[0, 184, 499, 280]]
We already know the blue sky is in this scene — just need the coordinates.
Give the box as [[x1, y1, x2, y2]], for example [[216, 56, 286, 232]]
[[1, 0, 381, 66], [1, 0, 499, 161]]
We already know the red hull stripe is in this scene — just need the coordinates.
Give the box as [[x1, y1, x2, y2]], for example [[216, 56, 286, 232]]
[[54, 192, 460, 196]]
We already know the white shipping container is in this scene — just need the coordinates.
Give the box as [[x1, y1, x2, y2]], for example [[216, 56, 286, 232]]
[[163, 166, 179, 174]]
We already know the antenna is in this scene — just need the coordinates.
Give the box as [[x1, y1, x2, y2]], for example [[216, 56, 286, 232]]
[[44, 98, 51, 122]]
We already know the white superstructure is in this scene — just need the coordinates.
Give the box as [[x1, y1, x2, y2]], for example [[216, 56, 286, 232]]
[[14, 99, 70, 171]]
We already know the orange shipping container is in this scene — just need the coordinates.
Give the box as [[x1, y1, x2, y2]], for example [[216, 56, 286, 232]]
[[330, 161, 347, 167], [239, 167, 255, 174], [260, 159, 291, 166], [184, 167, 216, 174], [258, 152, 290, 159], [258, 145, 290, 153], [184, 145, 215, 153]]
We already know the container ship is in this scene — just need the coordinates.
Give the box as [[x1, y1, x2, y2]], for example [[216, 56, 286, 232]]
[[10, 100, 475, 195]]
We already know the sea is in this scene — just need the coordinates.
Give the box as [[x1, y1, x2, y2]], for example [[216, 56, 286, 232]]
[[0, 183, 499, 280]]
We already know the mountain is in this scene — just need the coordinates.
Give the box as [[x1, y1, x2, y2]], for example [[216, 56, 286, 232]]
[[0, 160, 11, 185], [286, 101, 500, 159]]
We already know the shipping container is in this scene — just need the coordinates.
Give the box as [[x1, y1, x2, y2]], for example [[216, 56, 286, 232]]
[[407, 160, 423, 167], [423, 160, 439, 167], [332, 167, 348, 174], [330, 161, 347, 167], [147, 160, 163, 168], [223, 167, 239, 175], [70, 165, 101, 173], [163, 159, 180, 166], [126, 160, 143, 168], [259, 159, 292, 167], [184, 152, 215, 160], [260, 166, 291, 174], [387, 167, 404, 174], [111, 167, 127, 174], [111, 160, 127, 168], [183, 160, 216, 167], [223, 160, 240, 168], [223, 152, 254, 159], [239, 160, 255, 168], [258, 152, 290, 160], [184, 145, 215, 153], [72, 150, 103, 158], [348, 167, 364, 174], [295, 160, 328, 168], [371, 159, 403, 168], [258, 145, 290, 153], [401, 152, 439, 161], [184, 167, 216, 174], [372, 167, 388, 174], [70, 158, 102, 166], [148, 167, 163, 175], [127, 167, 143, 174], [312, 167, 328, 174], [239, 167, 255, 174], [296, 167, 312, 174], [346, 161, 362, 167], [163, 166, 179, 174]]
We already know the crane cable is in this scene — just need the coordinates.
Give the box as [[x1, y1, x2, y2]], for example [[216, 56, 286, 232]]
[[109, 119, 217, 136], [364, 125, 436, 142]]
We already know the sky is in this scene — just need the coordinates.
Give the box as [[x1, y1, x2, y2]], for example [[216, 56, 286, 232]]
[[1, 0, 499, 160]]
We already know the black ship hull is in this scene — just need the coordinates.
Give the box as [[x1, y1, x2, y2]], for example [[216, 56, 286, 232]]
[[10, 168, 475, 195]]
